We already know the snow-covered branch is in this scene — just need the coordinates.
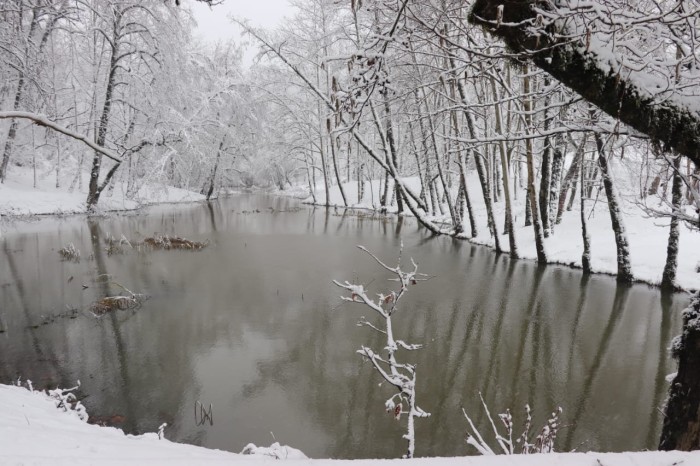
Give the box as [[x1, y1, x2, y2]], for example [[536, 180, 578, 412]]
[[334, 243, 430, 458], [469, 0, 700, 167], [0, 111, 122, 163]]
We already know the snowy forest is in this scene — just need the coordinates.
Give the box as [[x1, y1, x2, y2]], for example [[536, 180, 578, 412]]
[[2, 0, 700, 463]]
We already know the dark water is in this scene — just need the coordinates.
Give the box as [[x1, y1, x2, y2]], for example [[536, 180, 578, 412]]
[[0, 194, 687, 458]]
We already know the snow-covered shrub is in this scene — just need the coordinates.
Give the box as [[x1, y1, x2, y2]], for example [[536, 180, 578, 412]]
[[15, 377, 88, 422], [464, 394, 562, 455]]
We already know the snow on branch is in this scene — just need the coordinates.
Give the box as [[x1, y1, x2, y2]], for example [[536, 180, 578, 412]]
[[0, 111, 122, 163], [469, 0, 700, 167], [464, 394, 563, 456], [333, 243, 430, 459]]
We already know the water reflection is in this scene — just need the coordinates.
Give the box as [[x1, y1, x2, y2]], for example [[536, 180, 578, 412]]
[[0, 194, 688, 459]]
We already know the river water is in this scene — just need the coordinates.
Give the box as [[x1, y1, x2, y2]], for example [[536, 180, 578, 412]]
[[0, 194, 687, 458]]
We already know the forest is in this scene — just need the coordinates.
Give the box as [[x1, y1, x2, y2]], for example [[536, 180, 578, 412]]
[[1, 0, 699, 288]]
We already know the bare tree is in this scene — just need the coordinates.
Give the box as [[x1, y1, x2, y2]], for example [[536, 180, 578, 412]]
[[334, 244, 430, 459]]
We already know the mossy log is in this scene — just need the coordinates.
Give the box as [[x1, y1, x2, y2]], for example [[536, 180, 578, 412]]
[[468, 0, 700, 166]]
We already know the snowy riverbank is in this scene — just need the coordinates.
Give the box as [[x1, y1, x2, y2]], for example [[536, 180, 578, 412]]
[[290, 172, 700, 292], [2, 383, 700, 465], [0, 167, 205, 218]]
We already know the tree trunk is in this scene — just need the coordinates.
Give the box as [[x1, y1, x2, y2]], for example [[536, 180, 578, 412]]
[[318, 111, 330, 207], [408, 120, 429, 211], [594, 132, 633, 283], [411, 46, 457, 229], [556, 134, 587, 224], [549, 133, 565, 231], [87, 7, 123, 209], [661, 156, 683, 290], [539, 78, 553, 237], [469, 0, 700, 167], [0, 6, 42, 182], [580, 153, 591, 273], [327, 119, 347, 207], [383, 96, 403, 214], [660, 294, 700, 451], [488, 73, 517, 256], [523, 64, 547, 263], [206, 139, 224, 201], [452, 64, 500, 251]]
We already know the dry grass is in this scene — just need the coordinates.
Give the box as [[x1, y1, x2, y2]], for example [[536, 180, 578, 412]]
[[143, 234, 208, 251], [58, 243, 81, 262], [105, 233, 133, 256], [90, 282, 148, 316]]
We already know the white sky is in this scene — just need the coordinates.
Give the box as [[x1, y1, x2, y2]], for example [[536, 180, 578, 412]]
[[189, 0, 294, 65]]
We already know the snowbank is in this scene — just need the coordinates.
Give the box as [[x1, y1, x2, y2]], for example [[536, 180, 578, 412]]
[[0, 167, 204, 217], [3, 383, 700, 465], [292, 172, 700, 291]]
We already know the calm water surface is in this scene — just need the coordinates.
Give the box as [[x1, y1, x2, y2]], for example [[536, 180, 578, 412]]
[[0, 194, 687, 458]]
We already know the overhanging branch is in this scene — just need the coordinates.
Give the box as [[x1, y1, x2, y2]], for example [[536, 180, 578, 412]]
[[0, 111, 122, 163], [468, 0, 700, 166]]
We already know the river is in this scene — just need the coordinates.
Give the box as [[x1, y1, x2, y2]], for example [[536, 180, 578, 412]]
[[0, 194, 687, 458]]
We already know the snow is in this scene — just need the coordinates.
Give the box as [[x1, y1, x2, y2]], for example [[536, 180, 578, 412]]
[[293, 168, 700, 291], [0, 166, 205, 217], [0, 383, 308, 464], [3, 383, 700, 465]]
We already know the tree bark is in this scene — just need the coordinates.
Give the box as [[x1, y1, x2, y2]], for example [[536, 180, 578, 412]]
[[549, 133, 565, 231], [523, 63, 547, 263], [87, 5, 123, 209], [206, 139, 224, 201], [580, 152, 591, 273], [556, 134, 587, 224], [661, 156, 683, 290], [0, 6, 40, 182], [539, 78, 553, 237], [660, 295, 700, 451], [594, 132, 633, 283], [327, 119, 348, 207], [383, 94, 403, 214], [452, 65, 501, 251], [487, 68, 518, 257]]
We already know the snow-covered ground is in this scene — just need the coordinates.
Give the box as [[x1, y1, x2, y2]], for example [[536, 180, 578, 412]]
[[0, 383, 306, 464], [294, 168, 700, 291], [2, 383, 700, 465], [0, 166, 204, 217]]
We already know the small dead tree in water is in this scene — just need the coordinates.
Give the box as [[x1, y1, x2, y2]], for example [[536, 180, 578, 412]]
[[333, 243, 430, 458]]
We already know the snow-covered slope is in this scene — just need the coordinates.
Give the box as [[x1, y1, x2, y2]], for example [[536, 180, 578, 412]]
[[294, 172, 700, 291], [0, 167, 204, 217]]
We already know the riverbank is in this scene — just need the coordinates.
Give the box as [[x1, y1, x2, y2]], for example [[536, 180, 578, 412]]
[[2, 383, 699, 465], [0, 167, 204, 218], [286, 172, 700, 292]]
